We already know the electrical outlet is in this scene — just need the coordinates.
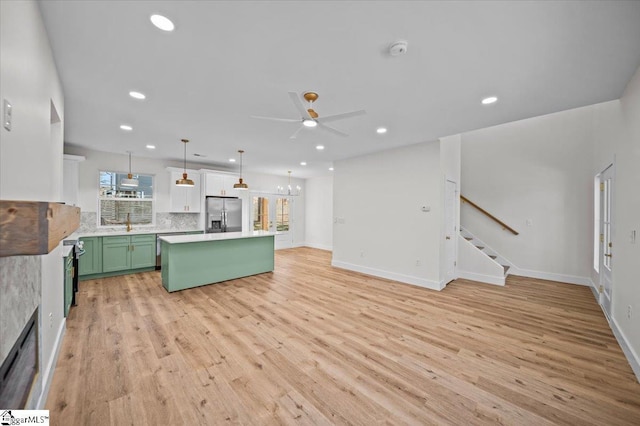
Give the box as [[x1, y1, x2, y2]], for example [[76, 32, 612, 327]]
[[628, 305, 632, 319], [360, 251, 365, 258], [416, 260, 421, 266]]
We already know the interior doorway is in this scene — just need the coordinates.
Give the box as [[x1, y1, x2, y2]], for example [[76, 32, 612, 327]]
[[443, 179, 458, 285], [252, 195, 294, 250], [598, 164, 614, 318]]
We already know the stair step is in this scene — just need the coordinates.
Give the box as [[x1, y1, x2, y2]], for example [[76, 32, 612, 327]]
[[488, 255, 497, 260], [503, 265, 510, 275], [475, 246, 484, 250], [464, 237, 473, 241]]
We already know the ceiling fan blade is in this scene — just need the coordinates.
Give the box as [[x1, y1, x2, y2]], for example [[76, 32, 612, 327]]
[[317, 109, 366, 123], [288, 92, 310, 118], [250, 115, 300, 123], [317, 121, 348, 137], [289, 125, 305, 139]]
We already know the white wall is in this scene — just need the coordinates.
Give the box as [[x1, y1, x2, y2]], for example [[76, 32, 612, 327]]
[[0, 0, 66, 408], [593, 66, 640, 378], [64, 146, 306, 242], [460, 104, 606, 284], [65, 145, 191, 213], [242, 170, 306, 246], [304, 176, 333, 250], [332, 141, 443, 289], [439, 135, 461, 282]]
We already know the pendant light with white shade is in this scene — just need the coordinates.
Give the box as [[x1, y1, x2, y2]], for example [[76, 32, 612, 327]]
[[121, 151, 139, 187], [233, 149, 249, 190], [175, 139, 195, 187]]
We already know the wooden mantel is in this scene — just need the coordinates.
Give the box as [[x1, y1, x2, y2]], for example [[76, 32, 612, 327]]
[[0, 200, 80, 257]]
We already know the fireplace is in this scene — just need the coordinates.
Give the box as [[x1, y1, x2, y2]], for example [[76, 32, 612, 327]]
[[0, 308, 38, 408]]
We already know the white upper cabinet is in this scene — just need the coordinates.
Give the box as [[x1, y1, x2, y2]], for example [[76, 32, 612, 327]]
[[169, 170, 201, 213], [204, 173, 239, 197]]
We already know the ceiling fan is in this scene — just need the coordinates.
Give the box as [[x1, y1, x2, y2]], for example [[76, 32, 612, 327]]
[[250, 92, 366, 139]]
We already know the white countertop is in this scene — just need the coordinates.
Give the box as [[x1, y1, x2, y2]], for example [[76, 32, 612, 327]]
[[159, 230, 276, 244], [65, 228, 204, 240]]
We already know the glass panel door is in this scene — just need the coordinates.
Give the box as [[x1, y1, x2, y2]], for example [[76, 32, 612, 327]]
[[252, 196, 270, 231], [251, 195, 294, 249]]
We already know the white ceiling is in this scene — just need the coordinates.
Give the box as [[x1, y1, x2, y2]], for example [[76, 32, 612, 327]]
[[39, 1, 640, 178]]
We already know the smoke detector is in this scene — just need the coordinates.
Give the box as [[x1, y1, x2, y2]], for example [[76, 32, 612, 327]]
[[389, 40, 408, 56]]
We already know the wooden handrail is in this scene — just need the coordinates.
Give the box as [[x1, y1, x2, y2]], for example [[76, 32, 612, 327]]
[[460, 195, 519, 235]]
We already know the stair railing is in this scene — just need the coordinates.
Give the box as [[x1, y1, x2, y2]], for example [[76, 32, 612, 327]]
[[460, 195, 519, 235]]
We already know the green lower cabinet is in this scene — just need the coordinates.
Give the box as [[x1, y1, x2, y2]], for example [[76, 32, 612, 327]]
[[130, 235, 156, 269], [78, 237, 102, 276], [102, 236, 132, 272], [103, 234, 156, 273]]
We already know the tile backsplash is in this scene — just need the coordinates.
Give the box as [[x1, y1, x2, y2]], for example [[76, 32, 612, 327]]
[[0, 255, 41, 363], [79, 212, 201, 233]]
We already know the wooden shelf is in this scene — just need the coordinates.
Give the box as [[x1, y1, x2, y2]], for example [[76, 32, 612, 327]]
[[0, 200, 80, 257]]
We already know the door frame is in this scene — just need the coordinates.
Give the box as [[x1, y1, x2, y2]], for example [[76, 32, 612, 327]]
[[443, 179, 458, 286], [597, 164, 615, 319], [250, 193, 296, 250]]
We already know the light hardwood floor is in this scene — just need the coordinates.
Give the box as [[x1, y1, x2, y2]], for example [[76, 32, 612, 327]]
[[47, 247, 640, 425]]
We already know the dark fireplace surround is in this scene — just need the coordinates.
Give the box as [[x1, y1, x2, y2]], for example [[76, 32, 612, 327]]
[[0, 308, 38, 408]]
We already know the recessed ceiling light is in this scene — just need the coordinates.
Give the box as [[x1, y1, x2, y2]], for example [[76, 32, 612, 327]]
[[129, 91, 146, 100], [316, 145, 325, 150], [229, 158, 236, 163], [329, 167, 334, 171], [300, 161, 307, 166], [146, 144, 156, 149], [150, 14, 175, 32], [481, 96, 498, 105], [120, 124, 133, 131], [302, 119, 317, 128], [376, 127, 387, 134]]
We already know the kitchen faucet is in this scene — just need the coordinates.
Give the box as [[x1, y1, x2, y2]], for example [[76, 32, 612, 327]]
[[126, 212, 132, 232]]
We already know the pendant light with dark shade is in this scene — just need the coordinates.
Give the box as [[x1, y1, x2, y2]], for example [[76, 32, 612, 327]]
[[175, 139, 195, 187], [121, 151, 139, 187], [233, 149, 248, 190]]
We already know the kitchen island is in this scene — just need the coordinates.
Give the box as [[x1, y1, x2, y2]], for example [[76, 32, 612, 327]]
[[159, 230, 275, 292]]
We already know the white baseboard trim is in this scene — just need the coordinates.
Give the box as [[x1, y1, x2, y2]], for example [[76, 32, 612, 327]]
[[331, 260, 444, 291], [588, 278, 599, 300], [457, 270, 505, 286], [611, 317, 640, 383], [304, 242, 333, 251], [510, 268, 592, 286], [37, 319, 66, 409]]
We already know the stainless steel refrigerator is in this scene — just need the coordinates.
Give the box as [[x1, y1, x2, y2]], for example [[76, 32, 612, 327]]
[[206, 196, 242, 233]]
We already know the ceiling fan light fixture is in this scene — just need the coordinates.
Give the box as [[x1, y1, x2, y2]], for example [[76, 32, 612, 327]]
[[233, 149, 249, 190], [176, 139, 194, 187], [121, 151, 139, 187], [302, 119, 317, 128]]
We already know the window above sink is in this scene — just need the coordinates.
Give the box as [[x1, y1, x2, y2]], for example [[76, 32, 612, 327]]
[[98, 171, 155, 227]]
